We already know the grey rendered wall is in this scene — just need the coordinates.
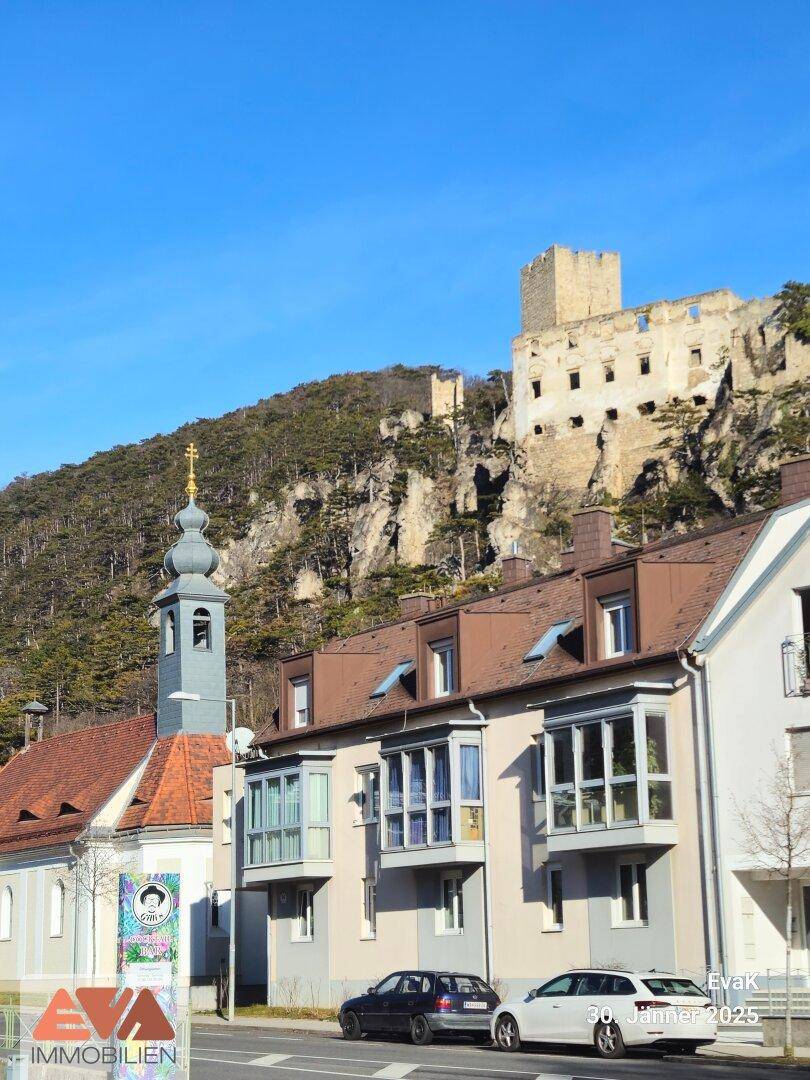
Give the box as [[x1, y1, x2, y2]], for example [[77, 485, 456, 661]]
[[415, 867, 487, 978], [157, 597, 227, 735], [585, 848, 676, 972], [270, 881, 330, 1005]]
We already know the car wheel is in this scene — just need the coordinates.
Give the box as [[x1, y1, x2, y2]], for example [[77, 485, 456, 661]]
[[341, 1010, 362, 1041], [494, 1014, 521, 1052], [410, 1015, 433, 1045], [594, 1020, 625, 1059]]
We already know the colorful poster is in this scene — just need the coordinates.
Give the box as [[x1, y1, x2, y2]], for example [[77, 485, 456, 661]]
[[117, 872, 180, 1080]]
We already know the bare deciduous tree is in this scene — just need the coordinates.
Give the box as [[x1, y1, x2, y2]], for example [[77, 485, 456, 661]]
[[72, 828, 125, 979], [734, 745, 810, 1059]]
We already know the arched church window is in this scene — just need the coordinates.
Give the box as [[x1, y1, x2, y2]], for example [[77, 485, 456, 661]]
[[193, 608, 212, 651], [0, 885, 12, 940], [50, 880, 65, 937], [165, 611, 176, 655]]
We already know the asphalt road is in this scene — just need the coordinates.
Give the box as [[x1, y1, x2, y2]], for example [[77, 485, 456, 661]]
[[191, 1025, 793, 1080]]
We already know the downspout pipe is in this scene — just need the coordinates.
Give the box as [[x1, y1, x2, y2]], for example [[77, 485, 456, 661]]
[[680, 651, 729, 996], [467, 700, 494, 988]]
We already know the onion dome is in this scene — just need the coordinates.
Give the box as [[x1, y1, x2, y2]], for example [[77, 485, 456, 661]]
[[164, 497, 220, 578]]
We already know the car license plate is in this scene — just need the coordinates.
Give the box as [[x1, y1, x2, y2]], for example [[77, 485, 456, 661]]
[[464, 1000, 487, 1010]]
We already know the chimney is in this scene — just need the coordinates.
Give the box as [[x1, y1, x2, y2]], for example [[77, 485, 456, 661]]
[[398, 592, 433, 619], [780, 455, 810, 507], [502, 542, 533, 586], [565, 507, 615, 569]]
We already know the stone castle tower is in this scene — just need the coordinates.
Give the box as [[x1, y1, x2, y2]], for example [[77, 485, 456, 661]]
[[512, 244, 809, 496], [154, 448, 229, 736]]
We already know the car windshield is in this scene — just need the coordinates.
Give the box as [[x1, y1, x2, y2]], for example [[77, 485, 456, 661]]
[[438, 975, 493, 995], [642, 977, 705, 997]]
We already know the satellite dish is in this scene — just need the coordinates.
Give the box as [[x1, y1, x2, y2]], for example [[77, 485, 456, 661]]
[[226, 727, 255, 757]]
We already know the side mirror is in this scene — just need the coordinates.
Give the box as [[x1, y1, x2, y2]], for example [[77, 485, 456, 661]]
[[528, 988, 538, 999], [367, 987, 376, 995]]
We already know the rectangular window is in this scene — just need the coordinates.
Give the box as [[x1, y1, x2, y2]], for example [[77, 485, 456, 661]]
[[292, 677, 311, 727], [569, 370, 581, 390], [637, 313, 649, 332], [689, 347, 703, 369], [307, 772, 330, 859], [439, 873, 464, 934], [532, 378, 542, 398], [792, 730, 810, 795], [532, 738, 546, 801], [601, 592, 633, 657], [645, 713, 673, 819], [407, 748, 427, 845], [459, 744, 483, 841], [577, 722, 606, 827], [688, 303, 700, 320], [294, 886, 314, 941], [431, 744, 452, 842], [549, 728, 575, 829], [385, 754, 404, 847], [362, 879, 377, 939], [639, 356, 651, 375], [616, 860, 648, 926], [358, 766, 380, 823], [431, 639, 455, 697], [545, 865, 563, 930], [604, 364, 615, 383], [608, 716, 638, 824], [222, 788, 232, 845]]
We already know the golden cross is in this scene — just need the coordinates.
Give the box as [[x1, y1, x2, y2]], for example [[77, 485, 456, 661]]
[[185, 442, 199, 500]]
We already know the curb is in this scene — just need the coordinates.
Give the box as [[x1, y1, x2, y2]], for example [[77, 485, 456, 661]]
[[192, 1015, 341, 1035], [666, 1052, 810, 1070]]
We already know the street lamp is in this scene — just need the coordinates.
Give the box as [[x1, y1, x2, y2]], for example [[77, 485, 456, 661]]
[[169, 690, 237, 1022]]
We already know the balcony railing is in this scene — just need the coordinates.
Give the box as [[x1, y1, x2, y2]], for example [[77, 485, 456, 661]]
[[782, 634, 810, 697]]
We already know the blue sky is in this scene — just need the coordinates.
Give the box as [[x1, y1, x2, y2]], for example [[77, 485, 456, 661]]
[[1, 1, 808, 486]]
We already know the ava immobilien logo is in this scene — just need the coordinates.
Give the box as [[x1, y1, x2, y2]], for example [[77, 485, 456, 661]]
[[30, 986, 176, 1067]]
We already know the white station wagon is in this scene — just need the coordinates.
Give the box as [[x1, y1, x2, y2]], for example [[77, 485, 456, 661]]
[[491, 969, 717, 1058]]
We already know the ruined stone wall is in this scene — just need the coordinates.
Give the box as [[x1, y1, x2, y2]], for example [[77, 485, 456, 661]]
[[520, 244, 621, 333], [430, 372, 464, 425]]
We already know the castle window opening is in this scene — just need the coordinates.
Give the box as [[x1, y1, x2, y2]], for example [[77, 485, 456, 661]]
[[569, 370, 581, 391], [639, 356, 651, 376], [637, 401, 656, 416], [637, 313, 649, 333], [532, 379, 542, 398], [688, 303, 701, 320], [570, 415, 584, 429], [604, 365, 615, 383], [534, 424, 544, 435], [693, 395, 707, 406], [689, 348, 703, 369], [606, 408, 618, 421], [568, 337, 577, 350]]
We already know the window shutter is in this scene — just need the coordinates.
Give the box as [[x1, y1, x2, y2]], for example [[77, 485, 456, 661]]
[[792, 731, 810, 793]]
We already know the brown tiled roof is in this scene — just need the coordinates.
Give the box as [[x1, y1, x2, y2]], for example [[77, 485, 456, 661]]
[[0, 714, 155, 856], [117, 732, 229, 831], [258, 510, 768, 746]]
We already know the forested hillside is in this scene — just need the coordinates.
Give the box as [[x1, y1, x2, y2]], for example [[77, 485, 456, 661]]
[[0, 302, 807, 760]]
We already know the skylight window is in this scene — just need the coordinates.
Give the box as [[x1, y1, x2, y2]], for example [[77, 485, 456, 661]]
[[370, 660, 415, 698], [524, 620, 573, 663]]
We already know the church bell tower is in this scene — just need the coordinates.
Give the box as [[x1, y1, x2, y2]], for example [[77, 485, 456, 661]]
[[154, 443, 229, 737]]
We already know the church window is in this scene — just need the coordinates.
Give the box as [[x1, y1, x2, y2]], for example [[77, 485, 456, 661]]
[[165, 611, 175, 655], [0, 886, 12, 940], [193, 608, 212, 651]]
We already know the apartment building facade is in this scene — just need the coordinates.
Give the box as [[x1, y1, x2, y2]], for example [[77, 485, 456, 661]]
[[214, 457, 810, 1006]]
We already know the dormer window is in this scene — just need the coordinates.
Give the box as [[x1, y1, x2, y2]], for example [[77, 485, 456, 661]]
[[292, 676, 311, 727], [431, 639, 455, 697], [601, 592, 633, 657], [192, 608, 211, 651], [165, 611, 175, 655]]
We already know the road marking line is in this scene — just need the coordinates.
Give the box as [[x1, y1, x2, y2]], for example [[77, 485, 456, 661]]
[[191, 1054, 369, 1077], [250, 1054, 292, 1067], [372, 1066, 419, 1079]]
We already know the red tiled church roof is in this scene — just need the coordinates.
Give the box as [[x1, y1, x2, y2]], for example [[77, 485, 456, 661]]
[[117, 732, 229, 831], [0, 713, 229, 855], [0, 714, 155, 855]]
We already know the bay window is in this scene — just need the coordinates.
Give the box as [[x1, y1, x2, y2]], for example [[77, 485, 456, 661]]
[[381, 734, 484, 854], [543, 704, 674, 835], [245, 765, 331, 866]]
